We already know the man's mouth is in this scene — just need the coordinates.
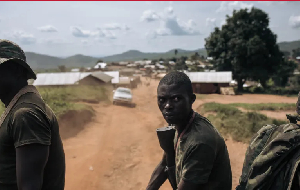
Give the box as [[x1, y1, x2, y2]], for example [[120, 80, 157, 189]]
[[164, 113, 176, 118]]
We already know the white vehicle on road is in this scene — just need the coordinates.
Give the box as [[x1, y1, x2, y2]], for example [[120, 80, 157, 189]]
[[113, 87, 133, 106]]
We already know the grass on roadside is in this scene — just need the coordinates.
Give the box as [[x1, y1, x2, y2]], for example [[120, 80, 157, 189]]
[[199, 102, 287, 143], [229, 103, 296, 111], [0, 85, 109, 118]]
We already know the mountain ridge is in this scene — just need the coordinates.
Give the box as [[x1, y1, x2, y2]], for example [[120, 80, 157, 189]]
[[24, 39, 300, 70]]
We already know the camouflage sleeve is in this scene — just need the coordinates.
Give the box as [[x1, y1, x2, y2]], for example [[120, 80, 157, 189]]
[[181, 143, 216, 184]]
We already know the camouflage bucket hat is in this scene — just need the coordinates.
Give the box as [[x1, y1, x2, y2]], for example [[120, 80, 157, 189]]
[[0, 39, 36, 80]]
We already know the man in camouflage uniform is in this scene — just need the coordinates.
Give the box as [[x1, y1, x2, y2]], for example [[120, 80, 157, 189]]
[[236, 93, 300, 190], [0, 39, 65, 190], [146, 71, 232, 190]]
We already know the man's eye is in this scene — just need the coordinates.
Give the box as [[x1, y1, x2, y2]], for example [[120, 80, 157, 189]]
[[174, 97, 179, 102], [159, 98, 165, 102]]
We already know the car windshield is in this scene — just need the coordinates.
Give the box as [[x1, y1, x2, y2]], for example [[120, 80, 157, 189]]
[[117, 89, 131, 94]]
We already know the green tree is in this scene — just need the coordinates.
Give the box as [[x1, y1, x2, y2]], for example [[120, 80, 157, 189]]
[[205, 7, 290, 91], [175, 56, 188, 71], [292, 48, 300, 59], [58, 65, 66, 72], [282, 51, 291, 58], [272, 60, 297, 87], [175, 49, 178, 56], [96, 59, 104, 63], [190, 52, 199, 61]]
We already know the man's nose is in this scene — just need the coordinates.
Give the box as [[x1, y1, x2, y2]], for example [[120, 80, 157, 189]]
[[164, 100, 173, 109]]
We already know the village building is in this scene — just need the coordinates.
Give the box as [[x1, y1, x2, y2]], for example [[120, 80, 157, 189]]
[[103, 71, 120, 85], [186, 71, 232, 94], [94, 62, 107, 70], [33, 71, 113, 87]]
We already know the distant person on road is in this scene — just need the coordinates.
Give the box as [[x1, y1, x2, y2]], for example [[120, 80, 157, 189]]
[[0, 39, 65, 190], [146, 71, 232, 190]]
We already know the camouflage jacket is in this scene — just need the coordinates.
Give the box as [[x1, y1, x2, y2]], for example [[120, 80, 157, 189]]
[[236, 123, 300, 190]]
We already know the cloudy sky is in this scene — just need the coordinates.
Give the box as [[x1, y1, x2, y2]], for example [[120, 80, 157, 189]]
[[0, 1, 299, 57]]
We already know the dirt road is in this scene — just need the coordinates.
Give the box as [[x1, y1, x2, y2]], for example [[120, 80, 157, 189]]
[[62, 79, 297, 190]]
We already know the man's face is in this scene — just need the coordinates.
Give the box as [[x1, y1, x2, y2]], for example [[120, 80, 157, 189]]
[[157, 83, 195, 125], [0, 63, 16, 100]]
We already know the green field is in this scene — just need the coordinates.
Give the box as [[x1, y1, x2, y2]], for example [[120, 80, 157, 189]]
[[0, 86, 109, 117], [199, 102, 287, 143], [229, 103, 296, 111]]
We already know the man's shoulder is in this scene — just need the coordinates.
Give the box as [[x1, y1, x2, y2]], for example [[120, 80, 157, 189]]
[[10, 93, 50, 122], [188, 112, 225, 147]]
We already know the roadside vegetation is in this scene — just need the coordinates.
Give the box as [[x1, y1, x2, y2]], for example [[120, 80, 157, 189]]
[[0, 86, 110, 118], [229, 103, 295, 111], [199, 102, 287, 143]]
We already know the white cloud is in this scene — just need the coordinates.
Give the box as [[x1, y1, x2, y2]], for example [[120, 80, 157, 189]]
[[216, 1, 253, 13], [140, 10, 160, 22], [220, 19, 226, 26], [165, 6, 173, 14], [206, 18, 216, 26], [289, 15, 300, 29], [102, 23, 130, 31], [81, 40, 88, 45], [12, 31, 36, 45], [38, 25, 58, 32], [258, 1, 288, 6], [42, 38, 72, 45], [70, 26, 104, 38], [142, 6, 200, 38], [70, 26, 117, 40], [70, 26, 94, 38], [124, 25, 130, 31], [102, 30, 116, 39]]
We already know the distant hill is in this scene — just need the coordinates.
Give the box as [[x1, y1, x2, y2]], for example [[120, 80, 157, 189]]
[[25, 52, 64, 70], [278, 40, 300, 53], [25, 53, 99, 70], [25, 39, 300, 70], [100, 48, 207, 62]]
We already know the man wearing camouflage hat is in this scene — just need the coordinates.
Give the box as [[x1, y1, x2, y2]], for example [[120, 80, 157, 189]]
[[0, 39, 65, 190]]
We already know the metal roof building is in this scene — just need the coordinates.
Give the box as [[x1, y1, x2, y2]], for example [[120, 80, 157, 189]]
[[186, 71, 232, 83], [104, 71, 119, 84], [33, 71, 113, 86], [185, 71, 232, 94]]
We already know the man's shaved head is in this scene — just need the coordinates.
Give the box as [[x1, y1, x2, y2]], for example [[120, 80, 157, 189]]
[[158, 71, 193, 95]]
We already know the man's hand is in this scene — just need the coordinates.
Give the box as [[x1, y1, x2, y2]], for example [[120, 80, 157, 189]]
[[156, 126, 176, 155], [146, 153, 168, 190], [16, 144, 49, 190]]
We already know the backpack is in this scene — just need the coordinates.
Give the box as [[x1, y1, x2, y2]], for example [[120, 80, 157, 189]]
[[236, 114, 300, 190]]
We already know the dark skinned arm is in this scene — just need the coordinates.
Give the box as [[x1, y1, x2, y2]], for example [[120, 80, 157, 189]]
[[146, 153, 168, 190], [16, 144, 49, 190]]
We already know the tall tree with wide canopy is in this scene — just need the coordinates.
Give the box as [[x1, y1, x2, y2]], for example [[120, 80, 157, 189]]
[[205, 7, 296, 91]]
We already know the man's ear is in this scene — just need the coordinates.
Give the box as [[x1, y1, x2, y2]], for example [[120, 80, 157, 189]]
[[191, 94, 196, 104]]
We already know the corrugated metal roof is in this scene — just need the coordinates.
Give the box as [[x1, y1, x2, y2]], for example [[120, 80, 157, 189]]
[[82, 71, 113, 83], [33, 71, 113, 86], [186, 71, 232, 83], [33, 72, 82, 86], [104, 71, 119, 84]]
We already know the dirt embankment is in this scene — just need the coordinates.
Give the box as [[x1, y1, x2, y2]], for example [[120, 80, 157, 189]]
[[59, 108, 95, 140]]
